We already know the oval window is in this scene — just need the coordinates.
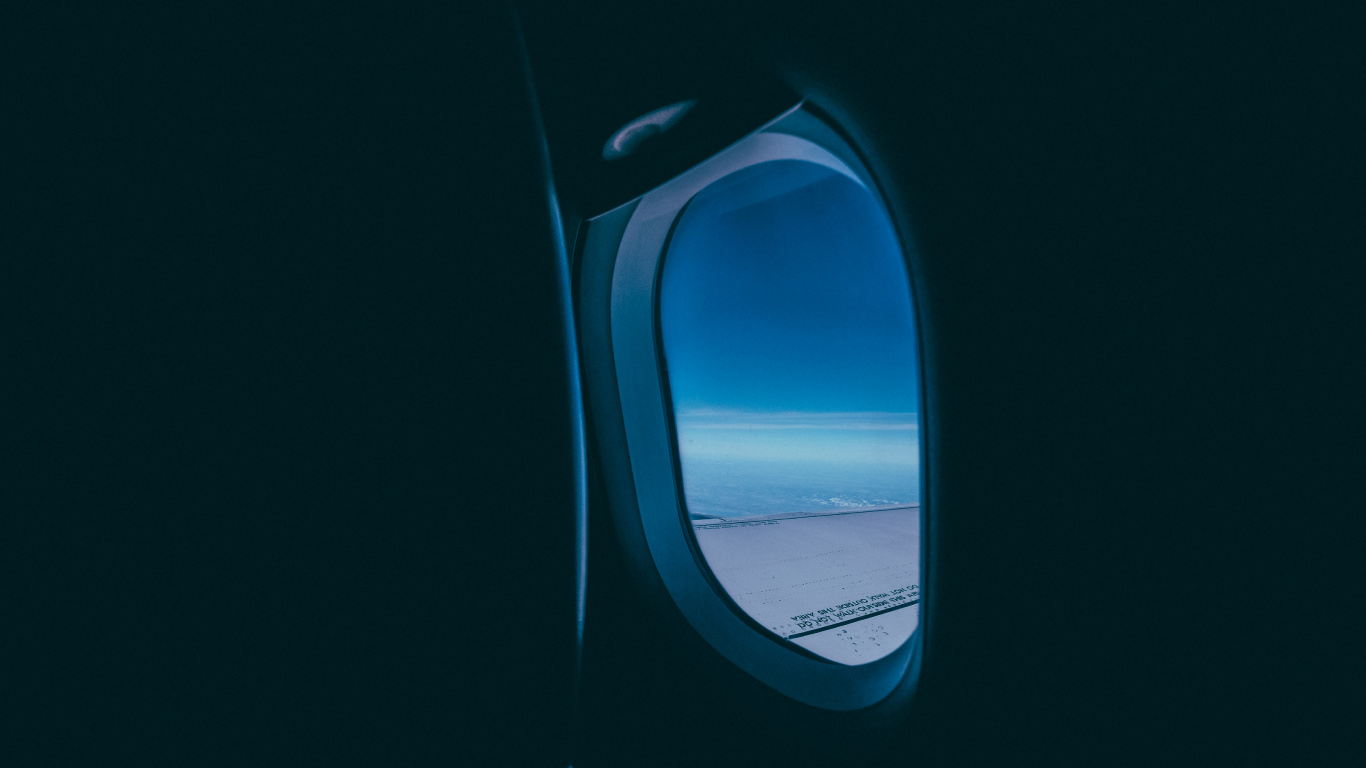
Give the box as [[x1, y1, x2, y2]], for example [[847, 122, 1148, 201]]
[[659, 159, 921, 665]]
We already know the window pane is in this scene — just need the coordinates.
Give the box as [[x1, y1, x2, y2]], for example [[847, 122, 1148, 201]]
[[660, 160, 921, 665]]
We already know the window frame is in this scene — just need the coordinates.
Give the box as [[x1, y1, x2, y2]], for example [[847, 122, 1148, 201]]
[[580, 104, 926, 710]]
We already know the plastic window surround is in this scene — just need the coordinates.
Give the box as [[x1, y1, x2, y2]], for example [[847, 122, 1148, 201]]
[[604, 105, 923, 710]]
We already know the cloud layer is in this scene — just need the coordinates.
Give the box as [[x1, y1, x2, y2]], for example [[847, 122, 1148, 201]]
[[676, 408, 918, 432]]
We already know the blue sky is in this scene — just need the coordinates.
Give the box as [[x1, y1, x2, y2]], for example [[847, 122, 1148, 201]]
[[661, 160, 918, 417], [659, 160, 920, 511]]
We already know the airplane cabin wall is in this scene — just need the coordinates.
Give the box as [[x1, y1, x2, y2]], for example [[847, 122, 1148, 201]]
[[525, 2, 1359, 765]]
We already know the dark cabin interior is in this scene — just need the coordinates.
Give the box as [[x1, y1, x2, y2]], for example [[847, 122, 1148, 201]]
[[5, 2, 1357, 765]]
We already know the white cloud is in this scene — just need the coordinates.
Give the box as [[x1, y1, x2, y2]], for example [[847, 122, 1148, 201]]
[[676, 409, 918, 432]]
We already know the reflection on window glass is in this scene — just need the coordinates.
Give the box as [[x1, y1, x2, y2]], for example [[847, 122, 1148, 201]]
[[660, 159, 921, 665]]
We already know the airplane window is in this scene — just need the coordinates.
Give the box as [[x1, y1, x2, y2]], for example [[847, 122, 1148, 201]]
[[659, 159, 921, 665]]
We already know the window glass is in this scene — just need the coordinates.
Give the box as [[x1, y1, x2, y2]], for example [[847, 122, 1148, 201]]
[[659, 160, 921, 665]]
